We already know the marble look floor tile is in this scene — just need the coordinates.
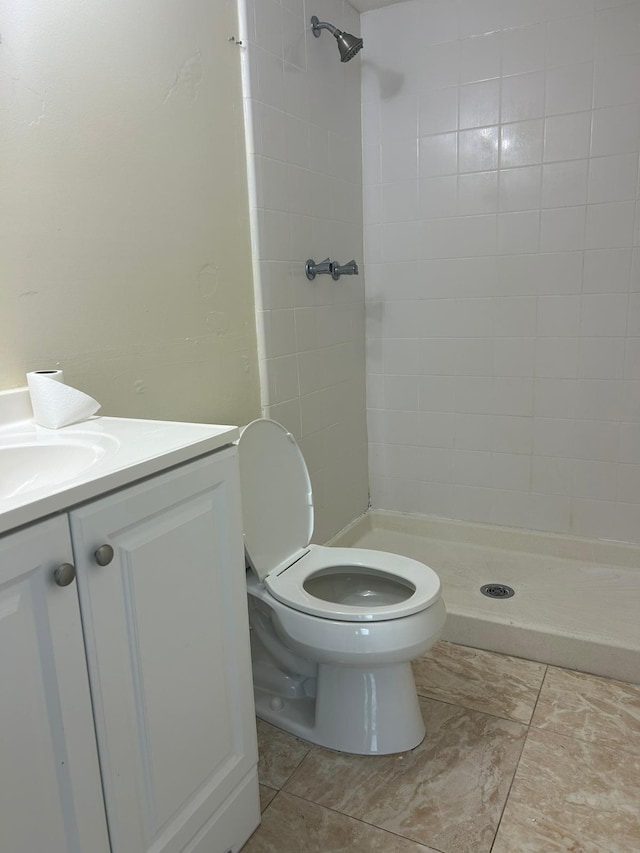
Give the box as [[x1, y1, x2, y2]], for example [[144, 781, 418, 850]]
[[242, 792, 439, 852], [412, 641, 546, 724], [492, 728, 640, 852], [531, 666, 640, 755], [257, 719, 311, 789], [258, 785, 277, 813], [283, 698, 527, 853]]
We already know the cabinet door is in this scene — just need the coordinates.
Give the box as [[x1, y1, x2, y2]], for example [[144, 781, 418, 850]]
[[0, 516, 110, 853], [71, 449, 258, 853]]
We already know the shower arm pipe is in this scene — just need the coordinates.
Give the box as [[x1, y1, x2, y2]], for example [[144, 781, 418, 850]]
[[311, 17, 340, 37]]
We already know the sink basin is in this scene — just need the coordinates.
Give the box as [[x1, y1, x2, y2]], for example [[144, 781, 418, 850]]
[[0, 438, 114, 499], [0, 386, 239, 536]]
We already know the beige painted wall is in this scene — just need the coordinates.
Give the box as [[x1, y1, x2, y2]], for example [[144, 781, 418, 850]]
[[0, 0, 260, 426]]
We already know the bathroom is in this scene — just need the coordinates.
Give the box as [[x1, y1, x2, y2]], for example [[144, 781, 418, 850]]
[[2, 0, 639, 851]]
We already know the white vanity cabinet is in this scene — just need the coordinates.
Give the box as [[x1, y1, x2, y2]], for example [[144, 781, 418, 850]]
[[0, 446, 259, 853], [0, 515, 111, 853]]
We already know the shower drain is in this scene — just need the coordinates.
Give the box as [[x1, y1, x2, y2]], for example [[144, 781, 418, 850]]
[[480, 583, 515, 599]]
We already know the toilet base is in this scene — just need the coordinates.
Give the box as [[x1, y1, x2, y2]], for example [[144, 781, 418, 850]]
[[254, 661, 425, 755]]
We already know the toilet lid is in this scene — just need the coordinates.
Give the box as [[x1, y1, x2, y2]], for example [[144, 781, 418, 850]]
[[238, 419, 314, 581]]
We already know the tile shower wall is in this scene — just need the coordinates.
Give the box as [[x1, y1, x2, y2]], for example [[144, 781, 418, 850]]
[[363, 0, 640, 543], [240, 0, 369, 542]]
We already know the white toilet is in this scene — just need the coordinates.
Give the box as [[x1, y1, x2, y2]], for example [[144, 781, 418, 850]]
[[238, 419, 446, 755]]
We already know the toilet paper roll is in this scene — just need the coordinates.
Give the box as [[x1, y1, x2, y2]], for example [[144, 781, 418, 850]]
[[27, 370, 101, 429]]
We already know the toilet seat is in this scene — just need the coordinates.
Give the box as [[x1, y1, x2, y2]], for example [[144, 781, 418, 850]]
[[265, 544, 441, 622], [238, 419, 441, 623]]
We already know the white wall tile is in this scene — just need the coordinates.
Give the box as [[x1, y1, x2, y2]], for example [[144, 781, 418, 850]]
[[593, 54, 640, 108], [499, 165, 543, 211], [632, 249, 640, 290], [595, 4, 640, 61], [572, 459, 617, 499], [458, 170, 499, 215], [502, 23, 547, 75], [534, 377, 577, 418], [459, 32, 501, 83], [537, 295, 581, 336], [529, 493, 572, 532], [454, 448, 493, 486], [580, 293, 630, 336], [547, 12, 595, 67], [459, 0, 502, 38], [417, 412, 456, 447], [500, 0, 547, 30], [578, 337, 626, 378], [419, 86, 459, 135], [418, 175, 458, 219], [382, 132, 419, 182], [547, 0, 596, 22], [459, 126, 499, 172], [588, 153, 639, 204], [501, 71, 545, 122], [493, 377, 534, 415], [627, 292, 640, 336], [624, 338, 640, 379], [540, 206, 586, 251], [622, 379, 640, 423], [591, 105, 640, 156], [618, 463, 640, 503], [419, 132, 458, 177], [537, 251, 584, 293], [384, 374, 418, 410], [541, 159, 589, 208], [574, 378, 624, 420], [456, 214, 499, 257], [545, 62, 594, 115], [544, 111, 592, 162], [494, 295, 538, 335], [535, 337, 580, 377], [382, 181, 418, 223], [492, 451, 532, 490], [497, 210, 541, 253], [460, 79, 500, 129], [585, 200, 635, 248], [532, 416, 575, 457], [418, 375, 455, 411], [491, 414, 534, 453], [418, 40, 461, 88], [500, 119, 544, 168], [494, 336, 536, 375], [582, 249, 632, 292], [573, 418, 620, 460]]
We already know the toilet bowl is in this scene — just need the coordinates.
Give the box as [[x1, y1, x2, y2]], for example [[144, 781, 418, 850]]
[[238, 419, 446, 755]]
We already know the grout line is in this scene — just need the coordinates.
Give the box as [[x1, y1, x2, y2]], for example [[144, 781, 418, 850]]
[[272, 789, 450, 853], [414, 689, 534, 728], [488, 708, 531, 852], [527, 663, 549, 725]]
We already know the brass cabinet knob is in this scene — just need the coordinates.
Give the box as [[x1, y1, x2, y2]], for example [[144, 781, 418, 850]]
[[54, 563, 76, 587], [94, 544, 114, 566]]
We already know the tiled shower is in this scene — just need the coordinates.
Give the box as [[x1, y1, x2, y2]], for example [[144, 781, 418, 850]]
[[241, 0, 640, 547], [363, 0, 640, 544]]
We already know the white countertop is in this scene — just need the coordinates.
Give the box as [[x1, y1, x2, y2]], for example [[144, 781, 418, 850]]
[[0, 388, 238, 535]]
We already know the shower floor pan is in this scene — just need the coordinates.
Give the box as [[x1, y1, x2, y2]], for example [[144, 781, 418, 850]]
[[330, 510, 640, 685]]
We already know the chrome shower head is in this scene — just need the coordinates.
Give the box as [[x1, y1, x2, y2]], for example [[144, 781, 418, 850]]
[[311, 16, 363, 62]]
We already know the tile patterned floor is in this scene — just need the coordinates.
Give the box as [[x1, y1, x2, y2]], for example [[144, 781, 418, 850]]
[[241, 642, 640, 853]]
